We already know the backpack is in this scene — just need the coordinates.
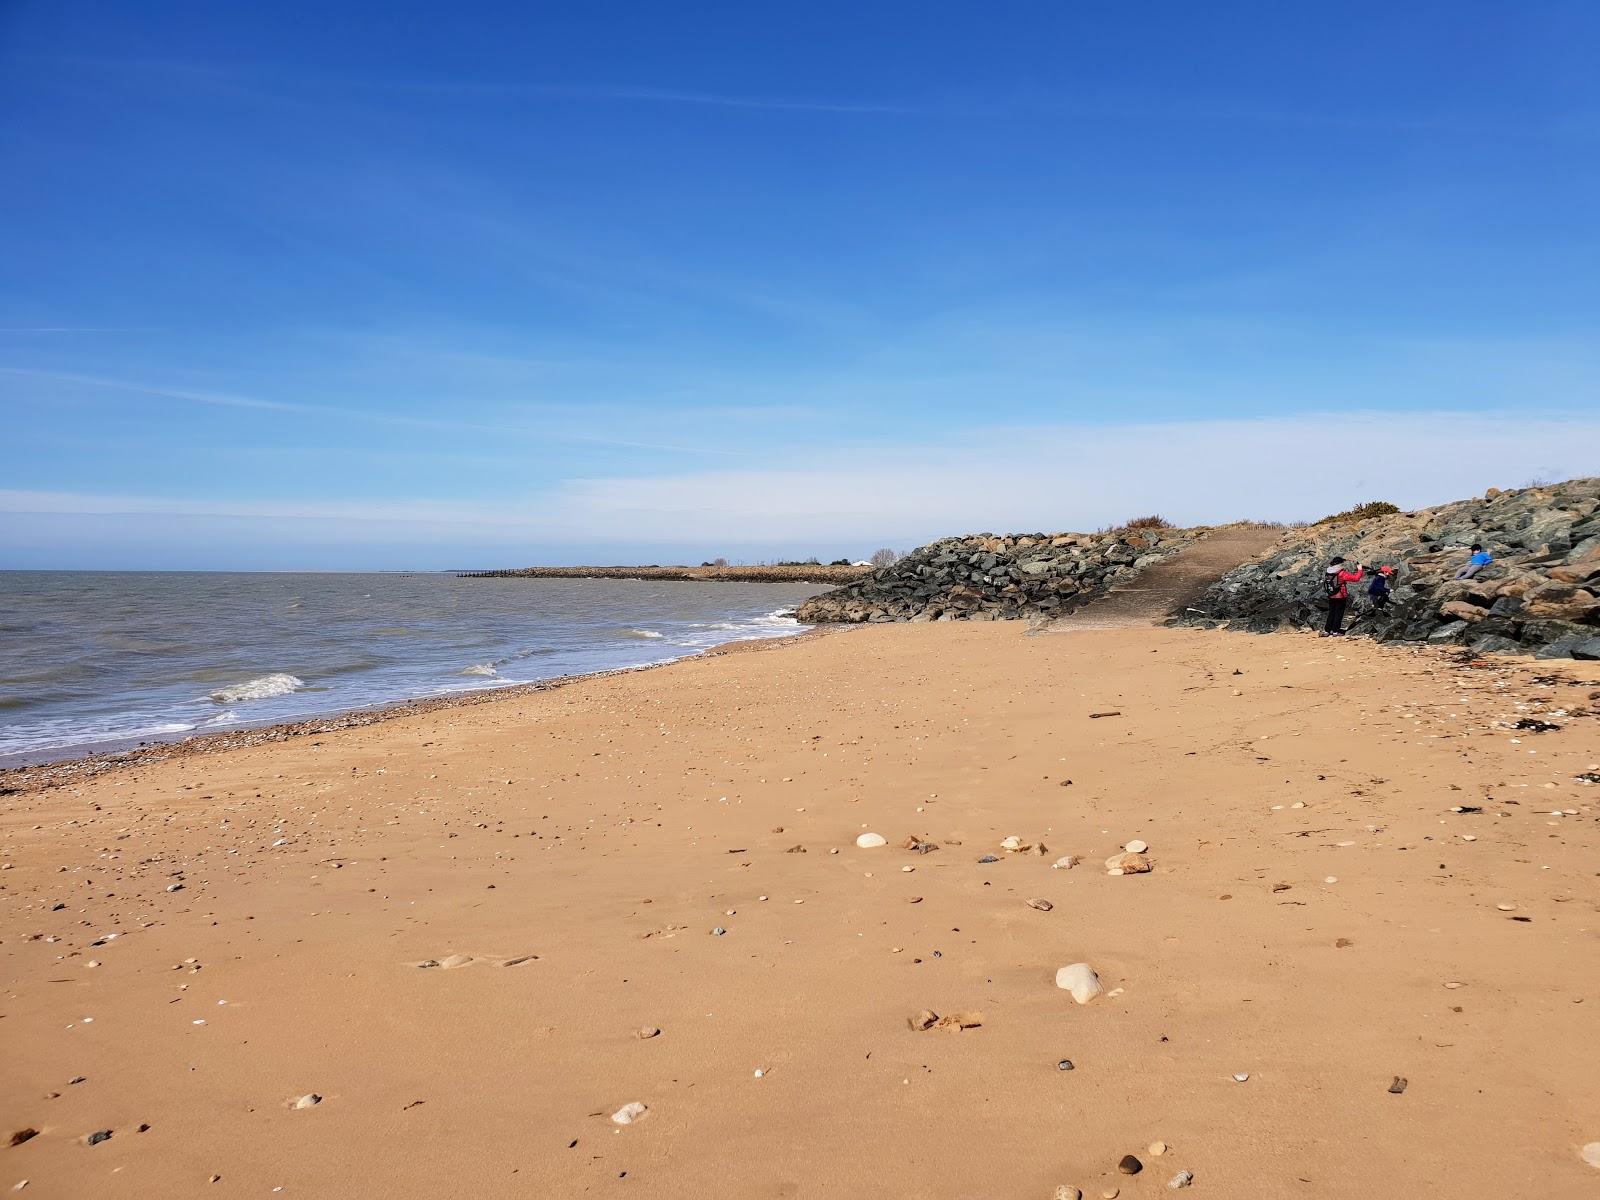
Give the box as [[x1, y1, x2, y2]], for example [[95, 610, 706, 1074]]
[[1323, 570, 1342, 598]]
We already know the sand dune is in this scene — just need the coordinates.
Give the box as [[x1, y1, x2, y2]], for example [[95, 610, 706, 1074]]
[[2, 624, 1598, 1198]]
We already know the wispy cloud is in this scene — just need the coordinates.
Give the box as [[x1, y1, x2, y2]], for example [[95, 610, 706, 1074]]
[[5, 412, 1595, 557], [0, 367, 735, 455], [1, 367, 299, 412], [529, 84, 914, 115]]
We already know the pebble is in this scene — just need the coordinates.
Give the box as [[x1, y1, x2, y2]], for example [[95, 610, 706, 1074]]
[[712, 927, 726, 936], [1388, 1076, 1408, 1094], [1148, 1141, 1167, 1156], [1101, 1191, 1118, 1199], [611, 1102, 648, 1125], [1123, 840, 1148, 854], [1055, 963, 1105, 1005], [86, 1130, 112, 1146], [1167, 1170, 1194, 1190], [1496, 903, 1516, 911], [1057, 1059, 1074, 1071], [1052, 856, 1081, 870], [855, 833, 886, 849], [636, 1027, 661, 1039], [1324, 876, 1338, 884], [1118, 1154, 1143, 1175], [1026, 898, 1054, 912], [1581, 1142, 1600, 1168], [1054, 1188, 1082, 1200], [1232, 1072, 1250, 1082], [292, 1094, 321, 1109], [978, 855, 1000, 864], [1001, 835, 1027, 852], [1104, 852, 1152, 875]]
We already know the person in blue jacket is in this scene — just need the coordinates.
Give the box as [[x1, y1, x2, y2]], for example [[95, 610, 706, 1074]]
[[1455, 544, 1493, 579], [1368, 564, 1395, 609]]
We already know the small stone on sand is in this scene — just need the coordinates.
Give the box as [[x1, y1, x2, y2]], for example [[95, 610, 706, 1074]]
[[611, 1102, 647, 1125], [1118, 1154, 1143, 1175], [1167, 1170, 1194, 1189], [1123, 840, 1148, 854], [1104, 852, 1152, 875], [292, 1094, 321, 1109], [855, 833, 886, 848], [1026, 898, 1053, 911], [1148, 1141, 1167, 1156], [636, 1027, 661, 1039]]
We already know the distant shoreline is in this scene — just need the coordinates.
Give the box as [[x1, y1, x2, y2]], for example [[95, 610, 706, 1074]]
[[456, 563, 870, 583]]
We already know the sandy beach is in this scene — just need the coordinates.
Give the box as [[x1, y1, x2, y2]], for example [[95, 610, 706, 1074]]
[[3, 622, 1598, 1198]]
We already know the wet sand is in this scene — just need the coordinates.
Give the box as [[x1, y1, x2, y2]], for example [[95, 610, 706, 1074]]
[[2, 623, 1598, 1198]]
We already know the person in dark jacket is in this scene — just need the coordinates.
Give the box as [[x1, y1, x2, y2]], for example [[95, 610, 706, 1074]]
[[1368, 564, 1394, 610], [1322, 556, 1364, 635]]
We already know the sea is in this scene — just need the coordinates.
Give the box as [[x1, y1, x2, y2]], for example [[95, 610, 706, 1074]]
[[0, 571, 829, 768]]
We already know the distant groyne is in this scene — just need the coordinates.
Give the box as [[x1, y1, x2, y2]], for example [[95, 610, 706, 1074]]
[[457, 564, 869, 584]]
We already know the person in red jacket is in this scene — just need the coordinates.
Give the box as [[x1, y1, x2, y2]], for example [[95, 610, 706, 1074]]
[[1321, 556, 1364, 636]]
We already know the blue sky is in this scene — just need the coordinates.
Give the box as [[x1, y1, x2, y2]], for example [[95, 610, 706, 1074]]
[[2, 1, 1598, 569]]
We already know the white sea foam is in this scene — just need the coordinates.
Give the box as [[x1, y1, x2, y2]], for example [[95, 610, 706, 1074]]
[[209, 673, 305, 704], [460, 663, 498, 677], [622, 629, 664, 639]]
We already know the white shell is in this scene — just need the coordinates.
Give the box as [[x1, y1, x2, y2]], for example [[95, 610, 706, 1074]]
[[611, 1102, 648, 1125], [1054, 963, 1104, 1004], [854, 833, 887, 849], [1123, 840, 1148, 854]]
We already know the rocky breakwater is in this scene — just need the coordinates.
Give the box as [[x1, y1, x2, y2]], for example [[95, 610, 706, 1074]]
[[1179, 477, 1600, 659], [796, 526, 1203, 623]]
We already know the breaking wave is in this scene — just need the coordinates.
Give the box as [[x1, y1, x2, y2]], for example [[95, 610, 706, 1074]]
[[209, 673, 305, 704]]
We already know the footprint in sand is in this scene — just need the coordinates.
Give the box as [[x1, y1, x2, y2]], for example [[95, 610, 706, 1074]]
[[411, 953, 540, 969]]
